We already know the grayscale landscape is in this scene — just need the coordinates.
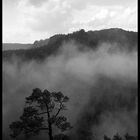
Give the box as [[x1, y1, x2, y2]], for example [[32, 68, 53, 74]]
[[3, 0, 137, 140]]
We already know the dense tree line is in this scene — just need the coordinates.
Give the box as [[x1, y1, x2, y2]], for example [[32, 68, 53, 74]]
[[3, 28, 137, 62]]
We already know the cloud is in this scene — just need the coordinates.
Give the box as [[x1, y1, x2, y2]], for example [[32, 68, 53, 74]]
[[3, 42, 137, 139], [3, 0, 137, 43], [27, 0, 49, 7], [71, 0, 136, 6], [19, 1, 137, 33], [71, 5, 137, 31]]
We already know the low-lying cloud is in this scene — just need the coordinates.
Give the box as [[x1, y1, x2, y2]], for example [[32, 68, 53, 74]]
[[3, 41, 137, 140]]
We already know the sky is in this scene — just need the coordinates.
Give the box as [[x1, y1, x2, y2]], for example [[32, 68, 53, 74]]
[[3, 0, 137, 43]]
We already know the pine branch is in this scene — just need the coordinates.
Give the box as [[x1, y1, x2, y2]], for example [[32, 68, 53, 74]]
[[37, 112, 48, 115], [54, 101, 63, 118]]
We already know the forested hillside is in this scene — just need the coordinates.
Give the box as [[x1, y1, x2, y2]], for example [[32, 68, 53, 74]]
[[3, 28, 137, 62]]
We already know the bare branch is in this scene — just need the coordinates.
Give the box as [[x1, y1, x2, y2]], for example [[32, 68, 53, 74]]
[[40, 127, 49, 130], [37, 112, 48, 115], [54, 101, 63, 118]]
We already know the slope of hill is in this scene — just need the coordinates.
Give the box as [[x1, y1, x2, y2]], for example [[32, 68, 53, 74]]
[[3, 28, 137, 62], [3, 28, 138, 140], [32, 39, 49, 48], [2, 43, 32, 51]]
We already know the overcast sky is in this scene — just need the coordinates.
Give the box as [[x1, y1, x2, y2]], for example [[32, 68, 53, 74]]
[[3, 0, 137, 43]]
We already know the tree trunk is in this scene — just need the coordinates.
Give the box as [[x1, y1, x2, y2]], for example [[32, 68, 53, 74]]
[[42, 93, 53, 140], [48, 122, 53, 140], [45, 103, 53, 140]]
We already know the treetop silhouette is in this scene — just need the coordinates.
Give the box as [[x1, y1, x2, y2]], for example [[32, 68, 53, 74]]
[[9, 88, 72, 140]]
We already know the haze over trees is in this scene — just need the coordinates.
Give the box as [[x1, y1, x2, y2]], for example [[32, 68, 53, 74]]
[[104, 133, 137, 140], [3, 28, 137, 140], [3, 28, 137, 62], [2, 43, 32, 51]]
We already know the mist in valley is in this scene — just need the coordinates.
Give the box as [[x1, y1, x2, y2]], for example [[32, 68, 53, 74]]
[[3, 41, 137, 140]]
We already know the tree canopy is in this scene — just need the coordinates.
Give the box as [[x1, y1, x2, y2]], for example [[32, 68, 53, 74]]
[[9, 88, 72, 140]]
